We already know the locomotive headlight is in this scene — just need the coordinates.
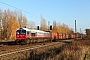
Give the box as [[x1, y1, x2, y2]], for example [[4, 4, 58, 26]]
[[16, 32, 19, 34], [16, 35, 19, 38]]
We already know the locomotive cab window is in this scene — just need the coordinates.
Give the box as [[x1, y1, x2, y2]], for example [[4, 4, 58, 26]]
[[16, 30, 26, 34], [27, 31, 29, 34], [31, 33, 36, 36]]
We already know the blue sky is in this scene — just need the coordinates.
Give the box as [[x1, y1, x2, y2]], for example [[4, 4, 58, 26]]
[[0, 0, 90, 34]]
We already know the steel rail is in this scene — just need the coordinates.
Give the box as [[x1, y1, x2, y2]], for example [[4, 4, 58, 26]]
[[0, 42, 61, 57]]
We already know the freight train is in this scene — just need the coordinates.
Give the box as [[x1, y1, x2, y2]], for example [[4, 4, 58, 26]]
[[15, 28, 76, 44]]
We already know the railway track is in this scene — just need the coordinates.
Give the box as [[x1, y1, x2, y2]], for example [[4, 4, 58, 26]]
[[59, 39, 74, 43], [0, 39, 74, 60], [0, 42, 63, 57], [0, 39, 74, 51]]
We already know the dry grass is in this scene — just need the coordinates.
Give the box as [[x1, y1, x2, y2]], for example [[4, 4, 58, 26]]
[[60, 40, 90, 60]]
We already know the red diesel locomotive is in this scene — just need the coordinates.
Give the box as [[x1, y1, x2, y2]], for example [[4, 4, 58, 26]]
[[16, 28, 75, 44], [16, 28, 50, 44]]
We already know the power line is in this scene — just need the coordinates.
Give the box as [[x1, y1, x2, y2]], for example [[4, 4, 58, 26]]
[[0, 1, 40, 18]]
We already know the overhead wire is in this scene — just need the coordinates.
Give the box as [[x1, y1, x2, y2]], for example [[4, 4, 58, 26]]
[[0, 1, 40, 18]]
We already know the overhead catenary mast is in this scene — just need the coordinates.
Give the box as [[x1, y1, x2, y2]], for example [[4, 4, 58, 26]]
[[75, 20, 77, 39], [41, 14, 43, 30], [48, 21, 50, 30]]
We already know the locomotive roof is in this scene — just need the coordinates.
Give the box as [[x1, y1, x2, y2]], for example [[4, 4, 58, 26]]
[[17, 28, 49, 33]]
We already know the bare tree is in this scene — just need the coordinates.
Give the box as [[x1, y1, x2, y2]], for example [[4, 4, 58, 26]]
[[18, 11, 23, 28], [0, 9, 29, 40], [53, 20, 57, 32], [17, 11, 27, 28], [27, 21, 36, 29], [40, 18, 48, 31], [2, 10, 20, 40], [52, 21, 74, 34], [2, 10, 9, 39], [22, 16, 27, 28], [0, 9, 3, 29], [0, 9, 3, 40], [69, 28, 74, 34], [7, 16, 20, 40]]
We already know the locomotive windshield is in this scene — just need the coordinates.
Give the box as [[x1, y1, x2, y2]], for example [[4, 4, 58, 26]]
[[16, 30, 26, 34]]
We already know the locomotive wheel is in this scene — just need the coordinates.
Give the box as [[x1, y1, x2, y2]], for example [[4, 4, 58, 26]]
[[31, 39, 34, 44], [26, 39, 30, 44], [15, 40, 19, 45]]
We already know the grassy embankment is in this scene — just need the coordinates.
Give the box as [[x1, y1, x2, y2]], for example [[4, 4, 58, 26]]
[[56, 40, 90, 60]]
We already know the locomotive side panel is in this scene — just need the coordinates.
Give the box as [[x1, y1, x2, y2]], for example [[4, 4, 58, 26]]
[[16, 28, 51, 44]]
